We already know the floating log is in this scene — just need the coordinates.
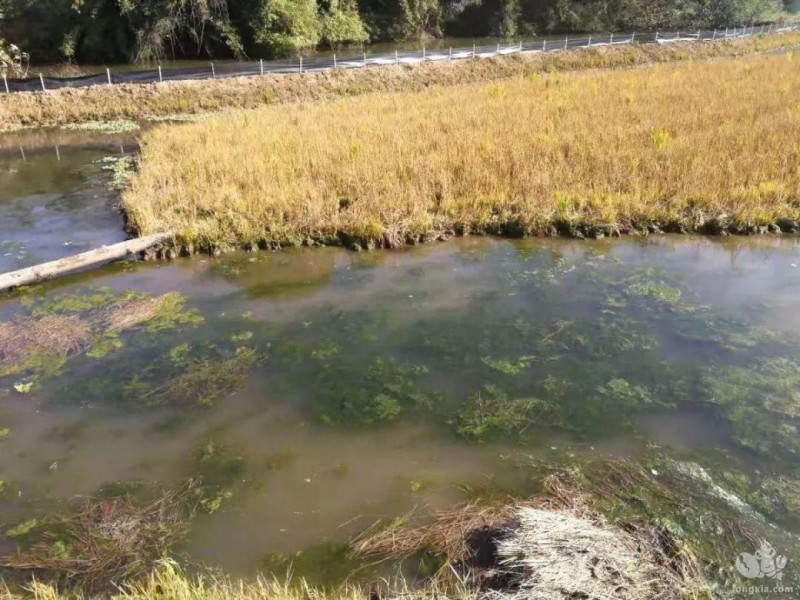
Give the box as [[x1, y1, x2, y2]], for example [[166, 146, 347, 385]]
[[0, 232, 174, 292]]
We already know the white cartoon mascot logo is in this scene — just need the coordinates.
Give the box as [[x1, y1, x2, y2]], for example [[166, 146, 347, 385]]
[[735, 541, 787, 580]]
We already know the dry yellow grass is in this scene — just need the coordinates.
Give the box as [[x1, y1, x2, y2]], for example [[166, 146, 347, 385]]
[[2, 32, 800, 128], [2, 560, 479, 600], [123, 51, 800, 250]]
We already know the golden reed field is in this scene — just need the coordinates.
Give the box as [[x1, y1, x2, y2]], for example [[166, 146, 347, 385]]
[[2, 31, 800, 129], [122, 52, 800, 251]]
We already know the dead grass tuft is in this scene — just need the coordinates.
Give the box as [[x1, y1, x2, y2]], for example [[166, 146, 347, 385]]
[[352, 501, 516, 564], [0, 487, 192, 592], [101, 294, 176, 332], [0, 316, 91, 376], [352, 471, 708, 599]]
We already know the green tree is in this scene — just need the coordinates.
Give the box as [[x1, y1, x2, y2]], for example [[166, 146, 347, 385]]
[[321, 0, 369, 47], [119, 0, 243, 62], [392, 0, 444, 38], [254, 0, 322, 54]]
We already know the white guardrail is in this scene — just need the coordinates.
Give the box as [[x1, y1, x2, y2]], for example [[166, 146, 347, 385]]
[[3, 22, 799, 94]]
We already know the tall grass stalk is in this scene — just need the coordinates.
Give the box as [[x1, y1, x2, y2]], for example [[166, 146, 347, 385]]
[[2, 560, 478, 599]]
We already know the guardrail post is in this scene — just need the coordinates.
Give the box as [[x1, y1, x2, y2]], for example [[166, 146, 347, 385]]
[[697, 29, 700, 39], [259, 59, 264, 76], [543, 39, 547, 51], [449, 47, 453, 60], [422, 45, 426, 61], [496, 42, 500, 54], [363, 52, 367, 67], [333, 53, 338, 68], [106, 68, 112, 85], [610, 33, 614, 45], [3, 74, 8, 94], [655, 31, 659, 41], [395, 50, 399, 65], [631, 31, 636, 43], [158, 65, 163, 82], [564, 36, 569, 50], [519, 39, 522, 51], [299, 55, 303, 73], [39, 73, 46, 92], [724, 27, 728, 38], [712, 29, 716, 40], [211, 62, 215, 79], [472, 43, 476, 58]]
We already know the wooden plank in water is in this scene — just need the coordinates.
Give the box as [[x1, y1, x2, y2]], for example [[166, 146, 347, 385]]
[[0, 232, 173, 292]]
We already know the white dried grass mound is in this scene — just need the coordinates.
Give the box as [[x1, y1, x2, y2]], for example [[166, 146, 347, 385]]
[[489, 507, 662, 600]]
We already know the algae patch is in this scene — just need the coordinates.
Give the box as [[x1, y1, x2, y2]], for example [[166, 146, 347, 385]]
[[0, 287, 203, 390]]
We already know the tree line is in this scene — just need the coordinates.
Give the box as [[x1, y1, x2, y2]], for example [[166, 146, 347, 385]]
[[0, 0, 796, 68]]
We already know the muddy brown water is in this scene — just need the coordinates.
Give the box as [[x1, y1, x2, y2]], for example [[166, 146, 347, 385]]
[[2, 132, 800, 589]]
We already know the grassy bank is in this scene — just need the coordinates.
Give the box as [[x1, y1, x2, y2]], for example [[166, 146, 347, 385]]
[[2, 32, 800, 129], [3, 460, 718, 599], [123, 51, 800, 252]]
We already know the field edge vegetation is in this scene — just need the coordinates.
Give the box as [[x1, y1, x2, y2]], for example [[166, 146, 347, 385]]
[[122, 50, 800, 256], [1, 31, 800, 128]]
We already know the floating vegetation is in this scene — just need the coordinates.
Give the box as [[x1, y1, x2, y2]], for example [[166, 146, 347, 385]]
[[163, 347, 259, 408], [96, 155, 137, 191], [481, 356, 530, 375], [457, 385, 555, 442], [591, 378, 658, 415], [701, 357, 800, 457], [0, 288, 202, 389], [545, 316, 658, 356], [316, 357, 438, 425], [0, 486, 193, 592], [61, 120, 140, 134], [191, 441, 245, 514]]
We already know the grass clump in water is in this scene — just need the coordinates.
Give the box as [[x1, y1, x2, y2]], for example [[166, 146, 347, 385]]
[[0, 288, 202, 389], [456, 384, 555, 442], [0, 486, 193, 593], [123, 52, 800, 251]]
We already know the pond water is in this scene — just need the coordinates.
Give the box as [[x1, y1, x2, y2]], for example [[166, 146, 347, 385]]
[[2, 132, 800, 590]]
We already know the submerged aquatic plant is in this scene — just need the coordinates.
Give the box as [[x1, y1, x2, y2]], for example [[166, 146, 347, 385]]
[[191, 441, 246, 514], [0, 485, 193, 592], [316, 357, 438, 425], [456, 385, 555, 442], [0, 288, 203, 389], [701, 357, 800, 458], [96, 155, 137, 191]]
